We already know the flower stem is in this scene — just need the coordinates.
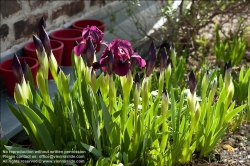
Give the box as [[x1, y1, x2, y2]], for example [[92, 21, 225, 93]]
[[142, 77, 149, 133], [108, 74, 115, 115]]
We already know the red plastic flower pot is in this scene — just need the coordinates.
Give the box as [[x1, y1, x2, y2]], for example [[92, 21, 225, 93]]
[[0, 56, 39, 97], [72, 19, 105, 32], [24, 40, 64, 79], [72, 19, 105, 52], [49, 29, 82, 66]]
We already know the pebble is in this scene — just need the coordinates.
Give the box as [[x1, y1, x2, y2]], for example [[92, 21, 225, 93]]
[[222, 159, 228, 163], [235, 135, 244, 141], [247, 147, 250, 152], [239, 130, 245, 136], [240, 146, 246, 151], [239, 142, 244, 147], [222, 144, 232, 150], [234, 148, 239, 151], [227, 141, 234, 146], [233, 19, 238, 24], [228, 137, 235, 143]]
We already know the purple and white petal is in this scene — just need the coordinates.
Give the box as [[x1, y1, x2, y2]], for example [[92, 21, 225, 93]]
[[113, 60, 130, 76], [73, 43, 86, 56], [131, 54, 146, 68]]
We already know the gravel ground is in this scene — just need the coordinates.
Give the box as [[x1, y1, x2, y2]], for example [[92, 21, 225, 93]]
[[187, 123, 250, 166], [216, 123, 250, 165]]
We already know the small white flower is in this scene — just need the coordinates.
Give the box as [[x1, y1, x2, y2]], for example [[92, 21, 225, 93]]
[[151, 90, 158, 96]]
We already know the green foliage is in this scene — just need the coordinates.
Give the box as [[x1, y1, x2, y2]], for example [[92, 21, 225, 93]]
[[215, 24, 246, 66], [248, 82, 250, 121], [233, 67, 250, 103], [229, 66, 250, 128], [6, 44, 249, 165]]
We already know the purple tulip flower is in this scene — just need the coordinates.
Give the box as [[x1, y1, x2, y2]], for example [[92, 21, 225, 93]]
[[37, 17, 46, 40], [36, 17, 52, 57], [160, 47, 168, 71], [82, 25, 103, 44], [224, 61, 232, 76], [12, 54, 24, 84], [146, 41, 157, 77], [85, 38, 95, 67], [33, 35, 44, 55], [74, 26, 104, 56], [39, 25, 51, 57], [189, 71, 196, 95], [21, 60, 28, 81], [224, 61, 232, 89], [106, 49, 114, 75], [93, 38, 146, 76]]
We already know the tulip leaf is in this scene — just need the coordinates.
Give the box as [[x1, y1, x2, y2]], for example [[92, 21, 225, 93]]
[[243, 68, 250, 84], [26, 64, 35, 90], [123, 128, 130, 153], [239, 67, 244, 82], [55, 127, 63, 150], [226, 101, 235, 115], [125, 111, 134, 139], [74, 99, 88, 142], [224, 104, 246, 123], [170, 88, 176, 141], [31, 88, 43, 107], [179, 117, 186, 142], [174, 56, 186, 87], [27, 100, 55, 136], [27, 65, 43, 106], [7, 102, 40, 149], [99, 95, 113, 135], [155, 115, 163, 128], [219, 75, 223, 90], [110, 123, 121, 148], [69, 110, 82, 150], [123, 152, 128, 166], [89, 87, 102, 154], [53, 98, 67, 140], [57, 70, 63, 96], [81, 76, 93, 123], [248, 82, 250, 111], [17, 104, 56, 150], [204, 126, 227, 156], [176, 91, 184, 138], [216, 87, 226, 118], [96, 157, 110, 166], [81, 142, 102, 158]]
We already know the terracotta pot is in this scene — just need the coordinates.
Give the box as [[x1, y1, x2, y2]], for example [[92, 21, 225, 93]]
[[24, 40, 64, 79], [0, 56, 39, 97], [50, 29, 82, 66], [72, 19, 105, 52]]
